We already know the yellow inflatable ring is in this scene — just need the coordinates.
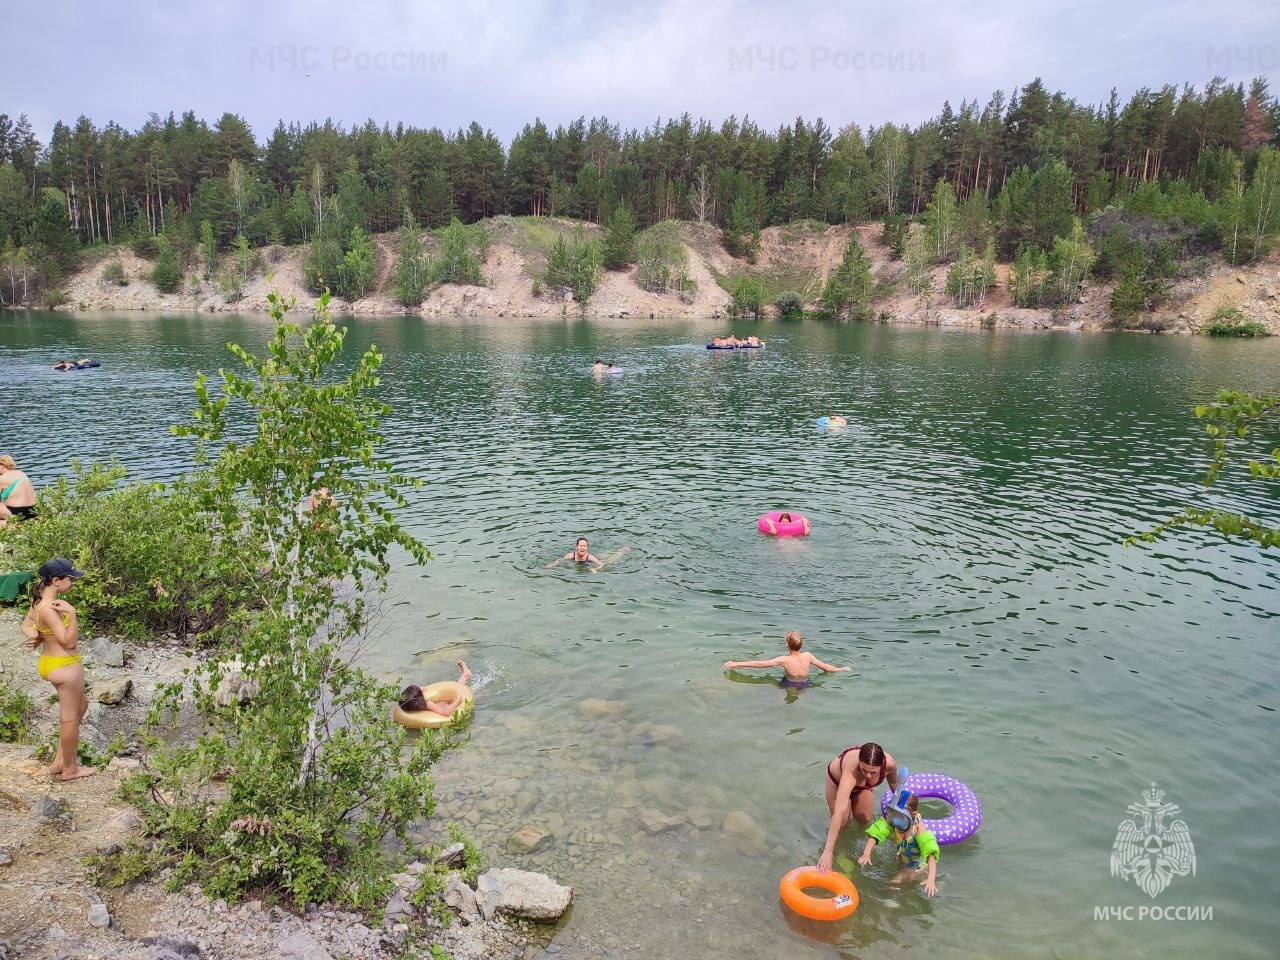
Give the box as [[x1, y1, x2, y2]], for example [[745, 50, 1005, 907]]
[[392, 681, 475, 729]]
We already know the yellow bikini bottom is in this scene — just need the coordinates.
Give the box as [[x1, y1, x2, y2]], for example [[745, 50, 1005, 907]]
[[38, 654, 82, 680]]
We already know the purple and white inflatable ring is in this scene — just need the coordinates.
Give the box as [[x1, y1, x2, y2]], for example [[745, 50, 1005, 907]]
[[880, 772, 982, 845]]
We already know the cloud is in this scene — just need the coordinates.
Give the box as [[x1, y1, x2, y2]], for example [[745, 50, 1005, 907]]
[[6, 0, 1278, 144]]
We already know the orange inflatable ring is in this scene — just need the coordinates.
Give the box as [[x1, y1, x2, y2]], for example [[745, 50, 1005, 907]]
[[778, 866, 859, 921], [392, 681, 475, 729]]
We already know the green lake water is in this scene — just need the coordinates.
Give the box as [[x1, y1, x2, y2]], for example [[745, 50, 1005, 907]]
[[2, 311, 1278, 959]]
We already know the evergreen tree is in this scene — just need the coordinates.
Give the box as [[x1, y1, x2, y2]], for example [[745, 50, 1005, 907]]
[[880, 214, 909, 259], [429, 217, 484, 286], [339, 226, 376, 300], [822, 233, 873, 319], [723, 193, 760, 261], [151, 234, 183, 293], [602, 203, 637, 270], [1009, 245, 1049, 307], [392, 208, 427, 307]]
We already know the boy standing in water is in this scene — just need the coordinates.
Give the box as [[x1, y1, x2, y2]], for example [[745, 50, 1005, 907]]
[[723, 630, 851, 685]]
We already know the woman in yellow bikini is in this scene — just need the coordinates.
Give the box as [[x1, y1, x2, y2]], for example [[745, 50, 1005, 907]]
[[21, 558, 94, 782]]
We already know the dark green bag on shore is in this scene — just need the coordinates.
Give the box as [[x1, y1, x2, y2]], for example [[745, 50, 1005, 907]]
[[0, 571, 34, 603]]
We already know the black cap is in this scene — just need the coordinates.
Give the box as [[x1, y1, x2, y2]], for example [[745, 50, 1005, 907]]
[[38, 558, 85, 580]]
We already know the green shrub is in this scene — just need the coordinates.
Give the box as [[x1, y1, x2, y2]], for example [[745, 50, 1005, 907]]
[[730, 276, 764, 319], [1206, 307, 1269, 337], [635, 222, 693, 293], [102, 259, 128, 287], [304, 238, 345, 295], [5, 461, 251, 641], [1110, 256, 1167, 324], [544, 228, 600, 308], [774, 290, 804, 318], [0, 676, 35, 743], [428, 218, 486, 287]]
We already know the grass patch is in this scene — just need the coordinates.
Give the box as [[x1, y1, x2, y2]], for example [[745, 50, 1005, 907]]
[[1205, 305, 1269, 337]]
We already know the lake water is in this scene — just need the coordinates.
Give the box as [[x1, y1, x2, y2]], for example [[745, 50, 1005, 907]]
[[2, 310, 1278, 959]]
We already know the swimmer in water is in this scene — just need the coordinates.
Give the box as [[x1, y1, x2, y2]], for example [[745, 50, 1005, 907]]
[[547, 537, 603, 571], [591, 359, 606, 374], [723, 630, 851, 687]]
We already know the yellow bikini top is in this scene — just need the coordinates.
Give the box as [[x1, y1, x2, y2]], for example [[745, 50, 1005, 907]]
[[34, 609, 72, 635]]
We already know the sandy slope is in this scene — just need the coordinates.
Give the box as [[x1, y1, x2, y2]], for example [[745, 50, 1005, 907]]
[[57, 222, 1280, 335]]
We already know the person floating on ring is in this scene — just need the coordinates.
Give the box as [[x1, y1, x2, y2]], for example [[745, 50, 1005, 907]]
[[859, 790, 941, 897], [818, 742, 903, 873], [399, 661, 473, 719]]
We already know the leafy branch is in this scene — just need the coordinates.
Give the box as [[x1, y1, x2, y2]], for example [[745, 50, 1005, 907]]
[[1130, 389, 1279, 549]]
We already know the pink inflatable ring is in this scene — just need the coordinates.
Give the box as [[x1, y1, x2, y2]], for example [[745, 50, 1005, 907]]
[[758, 512, 810, 536]]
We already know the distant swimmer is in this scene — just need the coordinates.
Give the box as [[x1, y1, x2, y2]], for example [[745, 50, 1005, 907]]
[[547, 536, 602, 571], [546, 537, 632, 572], [723, 630, 851, 689], [591, 359, 606, 374]]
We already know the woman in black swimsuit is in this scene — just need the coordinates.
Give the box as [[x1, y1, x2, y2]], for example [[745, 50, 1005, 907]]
[[818, 742, 902, 874]]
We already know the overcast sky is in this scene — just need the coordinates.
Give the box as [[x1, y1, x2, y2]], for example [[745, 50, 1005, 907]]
[[7, 0, 1279, 145]]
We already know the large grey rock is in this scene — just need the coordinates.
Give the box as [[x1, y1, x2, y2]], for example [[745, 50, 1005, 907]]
[[31, 794, 65, 821], [479, 868, 573, 922], [508, 824, 550, 854], [721, 809, 766, 851], [95, 677, 132, 705], [638, 807, 683, 834], [435, 842, 466, 867], [90, 637, 126, 667], [475, 871, 502, 921], [443, 872, 479, 921], [384, 891, 411, 919], [214, 658, 261, 707], [88, 903, 111, 928], [275, 930, 333, 960]]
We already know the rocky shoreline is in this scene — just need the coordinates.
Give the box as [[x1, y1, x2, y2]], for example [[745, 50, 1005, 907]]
[[0, 609, 573, 960]]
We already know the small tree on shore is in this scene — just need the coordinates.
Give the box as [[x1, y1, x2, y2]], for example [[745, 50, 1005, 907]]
[[602, 203, 637, 270], [822, 233, 874, 319], [730, 275, 764, 319], [151, 234, 182, 293], [428, 217, 486, 286], [130, 292, 444, 908], [723, 194, 760, 262], [392, 208, 428, 307]]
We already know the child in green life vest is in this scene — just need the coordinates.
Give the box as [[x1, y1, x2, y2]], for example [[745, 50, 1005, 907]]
[[857, 791, 940, 897]]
